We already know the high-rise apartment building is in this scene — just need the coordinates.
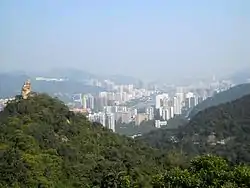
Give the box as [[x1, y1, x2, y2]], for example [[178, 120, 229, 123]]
[[106, 113, 115, 132], [185, 92, 196, 109], [163, 107, 170, 120], [86, 94, 95, 109], [104, 106, 113, 114], [155, 94, 169, 109], [169, 106, 174, 118], [146, 107, 154, 120], [173, 93, 185, 115], [88, 112, 115, 132], [82, 94, 87, 109]]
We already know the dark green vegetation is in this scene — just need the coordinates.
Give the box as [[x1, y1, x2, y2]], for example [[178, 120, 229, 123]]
[[0, 94, 164, 187], [115, 120, 156, 136], [139, 94, 250, 164], [162, 115, 188, 129], [116, 116, 187, 137], [189, 83, 250, 118], [1, 94, 250, 187], [152, 155, 250, 188]]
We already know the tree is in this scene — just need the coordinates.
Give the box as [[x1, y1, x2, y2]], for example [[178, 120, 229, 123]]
[[152, 155, 250, 188], [0, 94, 164, 187]]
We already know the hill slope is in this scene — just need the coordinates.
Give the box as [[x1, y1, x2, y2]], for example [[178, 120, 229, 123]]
[[189, 83, 250, 118], [0, 94, 163, 187], [1, 94, 250, 187], [139, 94, 250, 164], [228, 69, 250, 84]]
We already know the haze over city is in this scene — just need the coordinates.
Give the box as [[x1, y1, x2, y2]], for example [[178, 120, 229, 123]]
[[2, 1, 250, 186], [1, 0, 249, 82]]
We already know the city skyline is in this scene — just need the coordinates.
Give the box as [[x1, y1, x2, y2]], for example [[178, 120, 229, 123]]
[[1, 0, 249, 82], [0, 67, 247, 134]]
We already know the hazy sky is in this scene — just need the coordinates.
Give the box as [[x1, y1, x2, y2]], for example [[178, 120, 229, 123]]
[[0, 0, 249, 82]]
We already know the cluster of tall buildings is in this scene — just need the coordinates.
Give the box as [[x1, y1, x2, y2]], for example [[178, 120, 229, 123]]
[[69, 79, 234, 131], [69, 83, 155, 132], [0, 76, 235, 134], [85, 89, 208, 131], [155, 91, 206, 121], [87, 105, 139, 132], [88, 112, 116, 132], [71, 84, 153, 111], [87, 105, 141, 132]]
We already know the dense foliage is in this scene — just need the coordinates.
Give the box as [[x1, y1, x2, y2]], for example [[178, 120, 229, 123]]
[[116, 116, 188, 137], [96, 155, 250, 188], [115, 120, 156, 136], [0, 94, 164, 187], [152, 155, 250, 188], [1, 93, 250, 187], [189, 83, 250, 118], [139, 94, 250, 164]]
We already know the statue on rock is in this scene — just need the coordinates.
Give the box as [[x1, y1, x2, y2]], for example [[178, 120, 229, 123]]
[[21, 79, 31, 99]]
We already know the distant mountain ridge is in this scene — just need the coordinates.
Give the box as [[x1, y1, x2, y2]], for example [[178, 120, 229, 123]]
[[44, 68, 144, 86], [0, 72, 105, 98], [0, 69, 144, 98], [189, 83, 250, 118], [0, 73, 29, 98], [43, 68, 96, 81], [227, 69, 250, 84], [108, 74, 143, 85]]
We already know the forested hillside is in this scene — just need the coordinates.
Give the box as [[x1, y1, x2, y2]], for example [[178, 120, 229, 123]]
[[139, 94, 250, 164], [1, 93, 250, 187], [189, 83, 250, 118], [0, 94, 164, 187]]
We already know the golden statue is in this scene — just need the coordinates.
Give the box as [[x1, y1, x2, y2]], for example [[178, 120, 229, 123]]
[[21, 79, 31, 99]]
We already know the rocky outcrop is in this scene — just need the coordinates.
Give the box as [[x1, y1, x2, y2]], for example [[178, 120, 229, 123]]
[[21, 80, 31, 99]]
